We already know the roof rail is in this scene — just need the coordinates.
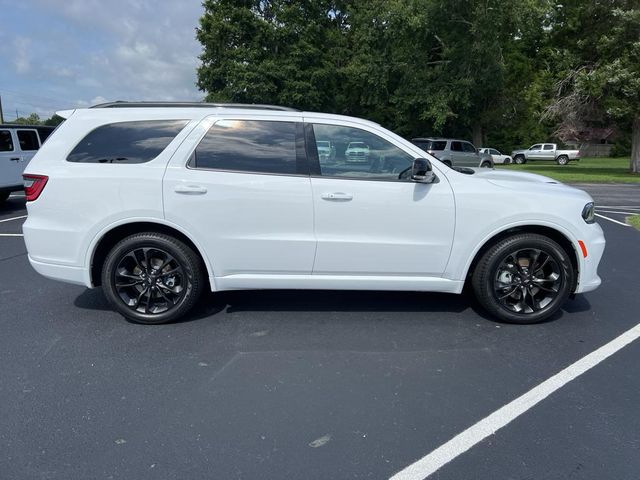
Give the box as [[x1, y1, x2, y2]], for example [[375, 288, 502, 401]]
[[90, 101, 299, 112]]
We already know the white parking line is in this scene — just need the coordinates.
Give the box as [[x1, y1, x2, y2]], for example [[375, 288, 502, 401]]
[[390, 322, 640, 480], [0, 215, 27, 224], [594, 213, 630, 227], [595, 205, 640, 209], [595, 209, 640, 215], [0, 233, 24, 237], [9, 193, 25, 198]]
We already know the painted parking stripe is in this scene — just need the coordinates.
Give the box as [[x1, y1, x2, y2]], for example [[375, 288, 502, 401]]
[[0, 233, 24, 237], [595, 205, 640, 209], [390, 322, 640, 480], [0, 215, 27, 224], [594, 213, 630, 227], [595, 209, 640, 215]]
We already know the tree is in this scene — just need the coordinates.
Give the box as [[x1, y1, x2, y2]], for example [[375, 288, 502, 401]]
[[13, 113, 42, 125], [545, 0, 640, 173]]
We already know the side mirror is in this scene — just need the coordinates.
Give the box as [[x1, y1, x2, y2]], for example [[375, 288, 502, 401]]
[[411, 158, 435, 184]]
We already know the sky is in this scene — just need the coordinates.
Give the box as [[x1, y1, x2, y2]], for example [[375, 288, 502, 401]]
[[0, 0, 205, 121]]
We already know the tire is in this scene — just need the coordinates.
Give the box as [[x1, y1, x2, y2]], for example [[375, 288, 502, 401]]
[[504, 157, 512, 164], [471, 234, 574, 324], [514, 155, 526, 164], [0, 192, 9, 205], [556, 155, 569, 165], [442, 160, 452, 167], [101, 232, 205, 324], [480, 161, 492, 168]]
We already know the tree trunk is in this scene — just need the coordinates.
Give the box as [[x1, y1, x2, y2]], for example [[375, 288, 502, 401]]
[[472, 124, 483, 148], [631, 114, 640, 174]]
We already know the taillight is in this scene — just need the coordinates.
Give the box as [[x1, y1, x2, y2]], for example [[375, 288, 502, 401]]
[[23, 174, 48, 202]]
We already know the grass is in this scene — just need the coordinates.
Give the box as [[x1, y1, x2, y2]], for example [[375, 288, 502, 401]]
[[495, 157, 640, 183], [627, 215, 640, 231]]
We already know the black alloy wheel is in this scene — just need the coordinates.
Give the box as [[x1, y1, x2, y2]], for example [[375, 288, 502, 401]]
[[472, 234, 574, 324], [102, 232, 205, 324]]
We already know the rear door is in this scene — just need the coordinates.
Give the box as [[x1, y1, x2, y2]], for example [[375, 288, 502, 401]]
[[163, 115, 316, 278], [0, 129, 24, 189], [542, 144, 555, 160], [461, 141, 479, 166], [449, 141, 465, 165]]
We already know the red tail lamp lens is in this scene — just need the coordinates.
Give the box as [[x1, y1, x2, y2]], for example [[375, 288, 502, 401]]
[[23, 174, 48, 202]]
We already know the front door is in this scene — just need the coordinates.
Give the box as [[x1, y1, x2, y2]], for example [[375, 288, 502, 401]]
[[0, 129, 25, 188], [307, 121, 455, 277], [163, 116, 316, 277]]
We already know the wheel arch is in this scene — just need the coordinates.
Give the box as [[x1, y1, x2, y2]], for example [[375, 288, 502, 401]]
[[464, 224, 580, 292], [88, 220, 215, 290]]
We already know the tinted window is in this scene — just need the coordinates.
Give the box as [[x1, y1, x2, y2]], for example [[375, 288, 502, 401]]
[[490, 149, 500, 155], [530, 144, 541, 150], [67, 120, 188, 164], [0, 130, 13, 152], [414, 140, 446, 151], [17, 130, 40, 151], [191, 120, 298, 175], [451, 141, 463, 152], [313, 124, 413, 181], [462, 142, 476, 153], [543, 144, 554, 150]]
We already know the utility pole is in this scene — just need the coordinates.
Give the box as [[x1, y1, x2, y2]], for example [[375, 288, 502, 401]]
[[0, 94, 4, 124]]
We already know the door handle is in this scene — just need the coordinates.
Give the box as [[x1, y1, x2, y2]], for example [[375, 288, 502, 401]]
[[10, 157, 21, 162], [321, 192, 353, 201], [174, 184, 207, 195]]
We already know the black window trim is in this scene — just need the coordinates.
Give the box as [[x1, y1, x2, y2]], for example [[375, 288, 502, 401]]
[[306, 122, 418, 183], [185, 118, 310, 178]]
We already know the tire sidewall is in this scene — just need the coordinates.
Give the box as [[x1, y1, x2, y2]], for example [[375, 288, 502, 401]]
[[475, 235, 574, 324], [102, 234, 202, 324]]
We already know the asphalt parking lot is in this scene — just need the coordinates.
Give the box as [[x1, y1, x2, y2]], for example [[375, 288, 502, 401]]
[[1, 184, 639, 480]]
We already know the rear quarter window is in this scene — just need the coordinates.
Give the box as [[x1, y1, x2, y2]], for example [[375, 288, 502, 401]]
[[67, 120, 188, 164]]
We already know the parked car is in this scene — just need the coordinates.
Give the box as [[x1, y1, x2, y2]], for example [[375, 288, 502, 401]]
[[23, 102, 604, 325], [411, 138, 493, 168], [479, 148, 512, 164], [511, 143, 581, 165], [345, 141, 370, 163], [0, 124, 55, 204], [316, 140, 336, 163]]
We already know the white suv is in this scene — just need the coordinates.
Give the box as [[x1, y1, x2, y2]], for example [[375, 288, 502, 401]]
[[23, 102, 605, 325]]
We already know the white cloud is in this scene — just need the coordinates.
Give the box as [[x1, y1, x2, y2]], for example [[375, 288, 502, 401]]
[[13, 37, 32, 74]]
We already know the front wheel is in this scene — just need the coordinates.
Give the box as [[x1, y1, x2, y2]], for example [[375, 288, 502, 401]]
[[102, 232, 205, 324], [471, 234, 574, 324]]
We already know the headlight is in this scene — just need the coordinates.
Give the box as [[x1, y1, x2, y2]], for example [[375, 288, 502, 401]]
[[582, 202, 595, 224]]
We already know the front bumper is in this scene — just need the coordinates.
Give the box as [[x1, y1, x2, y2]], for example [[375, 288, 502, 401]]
[[574, 223, 606, 294]]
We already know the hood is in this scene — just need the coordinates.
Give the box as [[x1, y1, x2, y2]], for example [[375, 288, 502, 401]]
[[471, 169, 559, 184]]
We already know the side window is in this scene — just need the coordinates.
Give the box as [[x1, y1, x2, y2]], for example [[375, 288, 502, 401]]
[[543, 144, 554, 150], [530, 144, 541, 150], [462, 142, 476, 153], [490, 149, 500, 155], [190, 120, 298, 175], [312, 124, 413, 181], [450, 141, 463, 152], [0, 130, 13, 152], [17, 130, 40, 151], [67, 120, 188, 164]]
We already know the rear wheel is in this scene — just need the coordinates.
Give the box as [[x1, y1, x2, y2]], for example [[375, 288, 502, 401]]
[[102, 232, 205, 324], [514, 155, 526, 164], [480, 161, 492, 168], [472, 234, 574, 324], [556, 155, 569, 165], [0, 192, 9, 205]]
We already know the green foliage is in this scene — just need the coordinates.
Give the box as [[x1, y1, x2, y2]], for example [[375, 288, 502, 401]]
[[196, 0, 638, 166], [13, 113, 42, 125]]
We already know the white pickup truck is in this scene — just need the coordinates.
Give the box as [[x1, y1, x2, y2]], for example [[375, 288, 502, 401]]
[[511, 143, 580, 165]]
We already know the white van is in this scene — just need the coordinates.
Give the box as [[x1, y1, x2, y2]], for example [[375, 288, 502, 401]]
[[0, 125, 55, 203]]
